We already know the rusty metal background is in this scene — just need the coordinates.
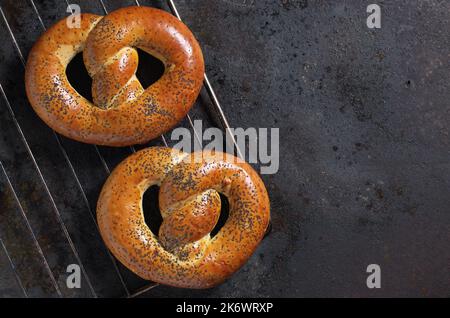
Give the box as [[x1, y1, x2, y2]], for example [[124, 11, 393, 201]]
[[1, 0, 450, 297]]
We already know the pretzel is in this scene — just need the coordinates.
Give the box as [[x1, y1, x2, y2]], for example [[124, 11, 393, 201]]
[[97, 147, 270, 288], [25, 6, 204, 146]]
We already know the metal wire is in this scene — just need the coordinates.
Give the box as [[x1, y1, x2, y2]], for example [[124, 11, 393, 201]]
[[0, 235, 28, 297], [99, 0, 245, 298], [0, 0, 245, 298], [30, 0, 131, 296], [0, 160, 57, 298], [166, 0, 244, 159], [1, 0, 112, 298], [0, 80, 95, 296], [127, 283, 159, 298]]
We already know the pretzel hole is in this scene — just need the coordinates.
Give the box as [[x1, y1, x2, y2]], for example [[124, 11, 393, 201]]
[[66, 52, 93, 102], [210, 194, 230, 238], [65, 49, 165, 103], [135, 48, 165, 89], [142, 185, 163, 235]]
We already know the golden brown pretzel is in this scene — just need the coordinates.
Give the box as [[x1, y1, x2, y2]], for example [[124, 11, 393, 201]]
[[25, 6, 204, 146], [97, 147, 270, 288]]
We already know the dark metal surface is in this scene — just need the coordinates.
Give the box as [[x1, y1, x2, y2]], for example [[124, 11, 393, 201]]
[[1, 0, 450, 297]]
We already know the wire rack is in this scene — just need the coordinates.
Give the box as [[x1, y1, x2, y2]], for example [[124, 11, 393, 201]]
[[0, 0, 245, 298]]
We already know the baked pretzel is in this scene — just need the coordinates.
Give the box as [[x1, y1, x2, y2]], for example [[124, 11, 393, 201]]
[[25, 6, 204, 146], [97, 147, 270, 288]]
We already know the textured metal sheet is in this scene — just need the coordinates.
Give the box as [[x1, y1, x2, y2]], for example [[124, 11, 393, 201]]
[[1, 0, 449, 298], [141, 0, 450, 298]]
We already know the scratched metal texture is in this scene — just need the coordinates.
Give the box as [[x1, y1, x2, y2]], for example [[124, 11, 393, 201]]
[[1, 0, 450, 298]]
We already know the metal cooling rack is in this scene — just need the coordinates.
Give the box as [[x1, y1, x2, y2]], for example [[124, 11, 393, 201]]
[[0, 0, 244, 298]]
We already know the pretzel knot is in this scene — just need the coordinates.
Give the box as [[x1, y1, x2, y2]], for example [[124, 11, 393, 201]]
[[25, 6, 204, 146], [97, 147, 270, 289]]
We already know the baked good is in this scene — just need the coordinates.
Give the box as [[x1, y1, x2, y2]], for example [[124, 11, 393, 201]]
[[25, 6, 204, 146], [97, 147, 270, 288]]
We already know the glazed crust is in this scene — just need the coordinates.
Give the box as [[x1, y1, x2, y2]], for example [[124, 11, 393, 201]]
[[25, 6, 204, 146], [97, 147, 270, 288]]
